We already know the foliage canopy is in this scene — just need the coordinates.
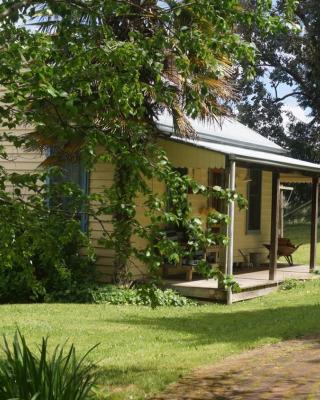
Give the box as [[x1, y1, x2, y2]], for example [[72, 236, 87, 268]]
[[238, 0, 319, 163], [0, 0, 296, 284]]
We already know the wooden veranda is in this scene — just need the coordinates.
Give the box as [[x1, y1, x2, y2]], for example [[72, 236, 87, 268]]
[[166, 264, 320, 303], [165, 158, 320, 304], [223, 156, 320, 304]]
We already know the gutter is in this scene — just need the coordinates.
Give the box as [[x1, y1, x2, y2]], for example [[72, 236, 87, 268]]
[[229, 154, 320, 175], [160, 130, 320, 175]]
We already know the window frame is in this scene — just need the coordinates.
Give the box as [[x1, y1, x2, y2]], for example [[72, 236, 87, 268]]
[[47, 151, 90, 233], [246, 168, 262, 234], [207, 168, 225, 212]]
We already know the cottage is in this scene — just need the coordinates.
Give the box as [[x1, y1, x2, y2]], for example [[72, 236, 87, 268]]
[[2, 114, 320, 303], [157, 115, 320, 302]]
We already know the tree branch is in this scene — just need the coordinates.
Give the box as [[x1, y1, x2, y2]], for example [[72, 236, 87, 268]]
[[273, 91, 303, 103], [0, 0, 33, 19], [159, 1, 198, 14]]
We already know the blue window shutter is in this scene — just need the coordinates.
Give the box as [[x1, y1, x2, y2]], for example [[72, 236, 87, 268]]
[[48, 157, 89, 233], [63, 160, 89, 232]]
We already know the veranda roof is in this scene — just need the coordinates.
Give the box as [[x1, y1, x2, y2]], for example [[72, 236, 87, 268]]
[[156, 114, 320, 175]]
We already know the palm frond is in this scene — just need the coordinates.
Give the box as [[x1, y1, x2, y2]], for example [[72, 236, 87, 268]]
[[171, 105, 196, 138]]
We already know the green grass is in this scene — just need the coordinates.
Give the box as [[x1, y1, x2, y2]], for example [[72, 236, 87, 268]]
[[284, 223, 320, 265], [2, 280, 320, 399]]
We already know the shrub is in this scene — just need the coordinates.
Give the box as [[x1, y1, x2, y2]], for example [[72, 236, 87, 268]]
[[279, 278, 305, 291], [313, 269, 320, 275], [0, 330, 99, 400], [48, 284, 197, 308], [0, 170, 96, 303]]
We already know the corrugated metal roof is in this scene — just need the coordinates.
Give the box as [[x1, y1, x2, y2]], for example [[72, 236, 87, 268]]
[[156, 113, 286, 155], [155, 114, 320, 174]]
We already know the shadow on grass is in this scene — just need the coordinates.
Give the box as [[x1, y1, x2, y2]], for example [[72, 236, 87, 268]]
[[96, 303, 320, 394], [103, 304, 320, 347]]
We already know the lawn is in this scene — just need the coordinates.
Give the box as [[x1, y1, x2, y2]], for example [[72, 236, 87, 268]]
[[2, 280, 320, 399], [284, 222, 320, 265]]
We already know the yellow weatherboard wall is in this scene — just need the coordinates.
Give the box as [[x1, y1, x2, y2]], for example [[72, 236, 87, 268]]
[[0, 125, 45, 197], [98, 140, 272, 279], [88, 161, 115, 281], [89, 138, 227, 279], [0, 125, 272, 279], [158, 138, 226, 226], [159, 138, 225, 169], [159, 141, 272, 269]]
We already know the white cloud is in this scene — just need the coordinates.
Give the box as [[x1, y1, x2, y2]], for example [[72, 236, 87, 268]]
[[281, 104, 312, 127]]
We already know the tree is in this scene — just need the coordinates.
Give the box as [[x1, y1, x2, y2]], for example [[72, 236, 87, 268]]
[[0, 0, 296, 284], [237, 0, 320, 163]]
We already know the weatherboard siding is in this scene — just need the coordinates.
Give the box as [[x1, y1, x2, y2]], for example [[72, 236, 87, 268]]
[[159, 141, 272, 268], [159, 137, 226, 227], [91, 139, 228, 280], [158, 138, 225, 169], [0, 90, 45, 175], [0, 128, 272, 279], [0, 126, 45, 198], [0, 127, 44, 173], [88, 161, 115, 281]]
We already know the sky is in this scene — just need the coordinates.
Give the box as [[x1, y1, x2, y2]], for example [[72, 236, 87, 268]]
[[264, 75, 311, 125], [272, 81, 311, 123]]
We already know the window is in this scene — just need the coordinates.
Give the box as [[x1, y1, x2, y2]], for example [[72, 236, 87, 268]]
[[174, 167, 188, 176], [63, 160, 89, 232], [247, 168, 262, 232], [208, 168, 225, 211], [49, 156, 89, 232]]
